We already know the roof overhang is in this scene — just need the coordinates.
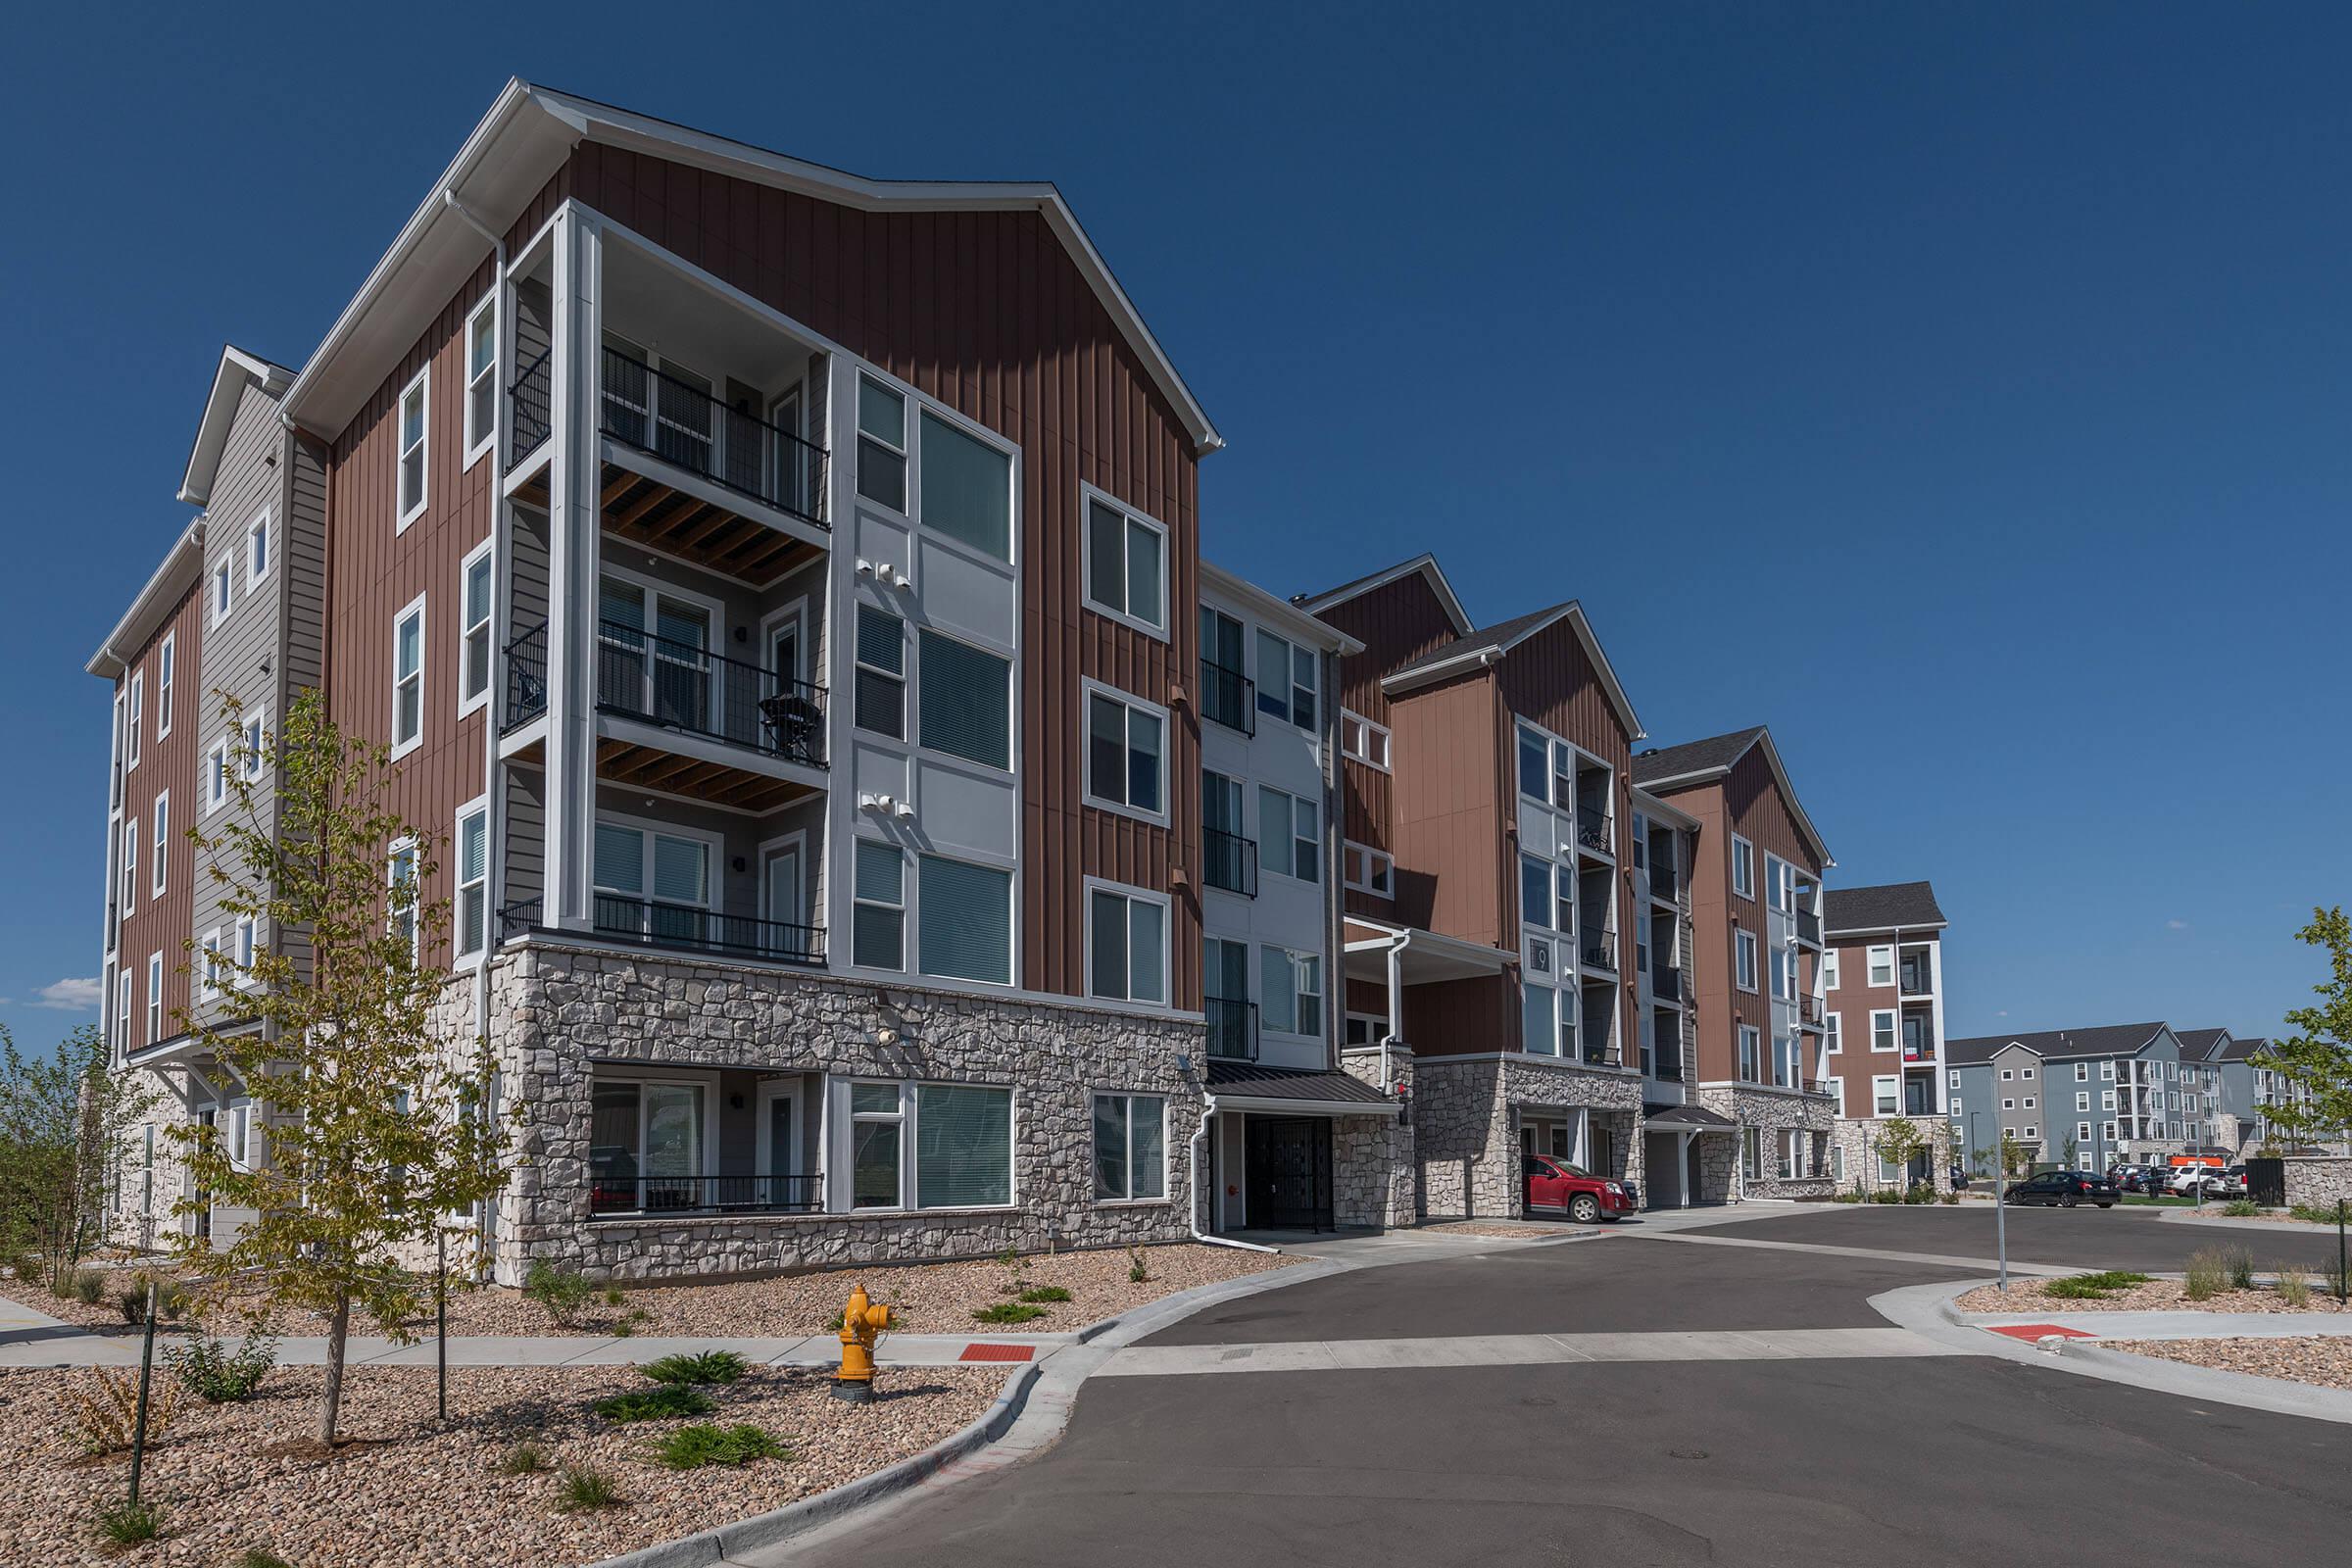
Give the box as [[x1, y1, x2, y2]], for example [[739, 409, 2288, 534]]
[[86, 517, 206, 679], [1343, 919, 1514, 985], [1380, 602, 1645, 742], [1630, 785, 1700, 832], [1824, 920, 1949, 939], [179, 346, 294, 506], [282, 80, 1220, 455], [1211, 1094, 1400, 1119], [1294, 554, 1473, 639], [1636, 728, 1831, 867], [1203, 562, 1363, 656]]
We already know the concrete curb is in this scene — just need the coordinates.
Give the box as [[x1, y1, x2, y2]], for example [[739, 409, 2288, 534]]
[[2153, 1207, 2347, 1236], [1869, 1277, 2352, 1427]]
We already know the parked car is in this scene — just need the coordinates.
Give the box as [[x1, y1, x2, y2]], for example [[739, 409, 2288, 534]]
[[2003, 1169, 2119, 1208], [2112, 1164, 2161, 1195], [1523, 1154, 1638, 1223], [2202, 1165, 2248, 1198], [2166, 1166, 2217, 1198]]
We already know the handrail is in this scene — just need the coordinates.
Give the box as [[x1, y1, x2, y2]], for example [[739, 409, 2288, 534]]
[[1204, 999, 1258, 1061], [1202, 828, 1258, 897], [600, 346, 828, 528], [596, 617, 826, 767]]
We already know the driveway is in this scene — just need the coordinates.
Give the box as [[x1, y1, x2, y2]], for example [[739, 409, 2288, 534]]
[[1688, 1202, 2352, 1272]]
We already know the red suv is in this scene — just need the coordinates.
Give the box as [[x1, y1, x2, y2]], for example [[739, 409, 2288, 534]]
[[1523, 1154, 1638, 1222]]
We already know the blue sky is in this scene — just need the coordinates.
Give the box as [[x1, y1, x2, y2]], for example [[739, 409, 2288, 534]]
[[3, 2, 2346, 1049]]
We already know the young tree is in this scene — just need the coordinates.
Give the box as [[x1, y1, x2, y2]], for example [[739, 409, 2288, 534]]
[[2253, 907, 2352, 1149], [0, 1022, 156, 1287], [1870, 1117, 1929, 1189], [2060, 1133, 2081, 1170], [167, 690, 515, 1448]]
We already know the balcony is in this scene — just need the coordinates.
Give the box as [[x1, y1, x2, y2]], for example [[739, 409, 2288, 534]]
[[1902, 1039, 1936, 1065], [1203, 829, 1258, 897], [1581, 1037, 1622, 1069], [1200, 659, 1255, 736], [501, 894, 824, 968], [1797, 908, 1821, 947], [1648, 860, 1678, 902], [585, 1171, 820, 1218], [1898, 958, 1933, 997], [1574, 805, 1613, 856], [1800, 994, 1821, 1025], [504, 621, 549, 733], [1581, 927, 1618, 972], [1652, 964, 1682, 1003], [596, 619, 824, 768], [1205, 999, 1258, 1061]]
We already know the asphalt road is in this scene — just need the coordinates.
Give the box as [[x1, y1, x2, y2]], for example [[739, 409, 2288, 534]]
[[1686, 1203, 2352, 1272]]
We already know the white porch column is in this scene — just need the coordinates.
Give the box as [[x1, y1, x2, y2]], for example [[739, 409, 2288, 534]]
[[543, 205, 604, 930]]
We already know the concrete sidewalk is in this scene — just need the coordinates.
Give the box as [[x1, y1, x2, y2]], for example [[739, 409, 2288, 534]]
[[1096, 1325, 1962, 1378], [1959, 1309, 2352, 1340]]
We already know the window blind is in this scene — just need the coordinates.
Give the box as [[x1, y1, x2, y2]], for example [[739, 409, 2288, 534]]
[[915, 1084, 1011, 1207]]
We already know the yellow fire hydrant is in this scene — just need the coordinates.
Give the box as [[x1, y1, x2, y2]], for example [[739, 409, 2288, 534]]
[[833, 1283, 893, 1403]]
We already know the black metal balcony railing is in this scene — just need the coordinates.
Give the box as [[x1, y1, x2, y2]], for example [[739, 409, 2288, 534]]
[[509, 347, 554, 466], [601, 347, 828, 528], [582, 1171, 822, 1217], [1582, 927, 1618, 972], [1797, 908, 1821, 945], [1899, 964, 1932, 996], [1205, 999, 1258, 1061], [1649, 860, 1678, 901], [1652, 964, 1683, 1003], [1575, 805, 1612, 854], [1582, 1038, 1621, 1069], [1200, 659, 1255, 736], [499, 895, 825, 968], [505, 620, 550, 732], [1652, 1034, 1685, 1082], [1203, 829, 1258, 897], [1800, 994, 1821, 1024], [596, 619, 826, 767]]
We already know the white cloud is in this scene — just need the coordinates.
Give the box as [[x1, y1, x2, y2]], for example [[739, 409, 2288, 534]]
[[28, 976, 102, 1011], [1996, 1009, 2009, 1017], [2166, 918, 2189, 931]]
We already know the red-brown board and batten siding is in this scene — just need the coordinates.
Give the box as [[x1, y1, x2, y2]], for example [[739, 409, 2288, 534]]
[[116, 585, 204, 1050]]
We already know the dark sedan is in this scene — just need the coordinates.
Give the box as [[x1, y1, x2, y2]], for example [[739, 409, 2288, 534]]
[[2004, 1169, 2119, 1208]]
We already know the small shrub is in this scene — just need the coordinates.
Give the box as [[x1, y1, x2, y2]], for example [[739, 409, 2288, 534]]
[[169, 1329, 277, 1402], [2183, 1250, 2229, 1300], [116, 1271, 190, 1326], [1938, 1191, 1960, 1205], [602, 1287, 625, 1306], [2044, 1271, 2148, 1300], [59, 1367, 186, 1455], [240, 1550, 296, 1568], [553, 1465, 625, 1513], [2225, 1249, 2256, 1290], [1831, 1191, 1862, 1204], [971, 1301, 1048, 1326], [95, 1499, 165, 1545], [498, 1440, 553, 1475], [2277, 1265, 2312, 1307], [653, 1422, 790, 1469], [1017, 1286, 1072, 1304], [611, 1307, 653, 1339], [523, 1260, 595, 1327], [2290, 1202, 2350, 1226], [592, 1385, 713, 1423], [642, 1350, 748, 1386], [2222, 1199, 2260, 1217], [71, 1269, 106, 1305], [1128, 1246, 1152, 1284]]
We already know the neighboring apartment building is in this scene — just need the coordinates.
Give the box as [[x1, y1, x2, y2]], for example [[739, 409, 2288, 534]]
[[1300, 556, 1664, 1217], [1633, 728, 1838, 1199], [2182, 1031, 2343, 1154], [1820, 880, 1954, 1189], [1945, 1022, 2216, 1170]]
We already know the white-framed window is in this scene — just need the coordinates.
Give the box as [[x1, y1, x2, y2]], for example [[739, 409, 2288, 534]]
[[1771, 943, 1792, 1001], [1949, 1069, 1962, 1089], [1522, 980, 1557, 1056], [150, 791, 169, 898], [240, 710, 268, 782], [1735, 928, 1759, 992], [1866, 945, 1894, 986], [848, 1079, 1015, 1211], [1084, 683, 1167, 821], [918, 855, 1013, 986], [126, 672, 144, 769], [855, 375, 908, 509], [454, 800, 489, 961], [1258, 786, 1319, 882], [2021, 1066, 2035, 1080], [1871, 1009, 1897, 1053], [117, 969, 132, 1052], [225, 1102, 253, 1170], [1253, 628, 1318, 731], [146, 953, 163, 1043], [1821, 949, 1839, 990], [917, 405, 1014, 563], [459, 540, 494, 715], [2101, 1089, 2115, 1111], [2022, 1097, 2035, 1109], [391, 595, 425, 757], [1517, 724, 1550, 802], [1632, 811, 1648, 870], [2075, 1061, 2089, 1082], [854, 604, 906, 739], [246, 510, 271, 590], [396, 366, 429, 530], [848, 1080, 905, 1207], [1087, 881, 1169, 1006], [1741, 1126, 1762, 1181], [198, 930, 222, 1001], [2103, 1121, 2117, 1143], [2002, 1098, 2015, 1110], [463, 293, 498, 466], [918, 629, 1012, 770], [1731, 835, 1754, 900], [1093, 1093, 1168, 1200], [1999, 1068, 2013, 1081], [1738, 1023, 1761, 1081], [156, 633, 174, 738], [234, 914, 256, 985], [1829, 1144, 1845, 1182], [1825, 1012, 1842, 1054], [1081, 487, 1167, 636], [2076, 1091, 2089, 1112], [122, 816, 137, 907], [2022, 1126, 2037, 1141], [1261, 944, 1324, 1037], [1765, 855, 1791, 912], [1342, 710, 1392, 770], [2076, 1122, 2092, 1145], [1520, 854, 1553, 930], [212, 560, 233, 626], [852, 840, 905, 970], [1873, 1074, 1899, 1116], [1343, 842, 1395, 898], [387, 837, 419, 961]]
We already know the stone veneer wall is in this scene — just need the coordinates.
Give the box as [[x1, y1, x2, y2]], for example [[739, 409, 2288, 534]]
[[477, 940, 1205, 1284], [1413, 1055, 1646, 1219], [2281, 1156, 2352, 1210], [1828, 1115, 1956, 1194], [1702, 1086, 1837, 1200], [1336, 1047, 1416, 1228]]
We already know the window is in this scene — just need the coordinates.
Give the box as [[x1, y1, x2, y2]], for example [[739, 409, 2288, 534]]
[[150, 792, 169, 897], [2021, 1066, 2035, 1080], [388, 838, 419, 960], [1771, 943, 1791, 1001], [1517, 725, 1548, 801], [1258, 786, 1319, 882], [464, 294, 497, 464], [1261, 945, 1324, 1037], [919, 630, 1011, 769], [1738, 1023, 1761, 1082], [122, 816, 136, 907], [849, 1081, 903, 1207], [1199, 608, 1250, 731], [2101, 1090, 2115, 1111], [212, 560, 233, 625], [1765, 856, 1790, 912], [1735, 929, 1759, 992], [1086, 686, 1167, 819], [2001, 1098, 2015, 1110], [126, 673, 144, 769], [918, 856, 1012, 985], [156, 633, 174, 738], [1343, 842, 1394, 898], [1523, 981, 1557, 1055], [1252, 630, 1318, 731], [918, 411, 1012, 561], [2076, 1091, 2089, 1112], [1874, 1075, 1899, 1116], [199, 931, 222, 1001], [2075, 1061, 2089, 1082], [855, 605, 906, 738], [1088, 884, 1168, 1005], [235, 914, 256, 983], [146, 954, 163, 1043], [1871, 1009, 1896, 1053], [117, 970, 131, 1052], [914, 1083, 1013, 1207], [459, 542, 493, 714], [1083, 492, 1166, 634], [2022, 1097, 2035, 1110], [2000, 1067, 2013, 1081], [455, 803, 488, 960], [1632, 812, 1647, 870], [1830, 1144, 1845, 1182], [1866, 945, 1894, 987], [2077, 1122, 2092, 1145], [391, 596, 425, 757], [1342, 710, 1392, 770], [1521, 855, 1553, 930], [856, 376, 908, 509], [246, 511, 270, 590], [396, 367, 429, 529], [241, 710, 268, 781], [1094, 1094, 1168, 1200], [1741, 1126, 1762, 1181], [1731, 835, 1754, 899], [2022, 1126, 2037, 1142], [853, 841, 905, 970], [1822, 950, 1839, 990], [1825, 1012, 1842, 1054]]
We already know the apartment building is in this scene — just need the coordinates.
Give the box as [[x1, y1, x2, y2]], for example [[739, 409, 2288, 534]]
[[1299, 556, 1662, 1217], [2180, 1031, 2342, 1154], [1632, 729, 1838, 1199], [1820, 880, 1954, 1189], [1945, 1022, 2217, 1170]]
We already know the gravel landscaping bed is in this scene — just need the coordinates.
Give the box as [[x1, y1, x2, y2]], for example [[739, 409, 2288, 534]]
[[1416, 1222, 1566, 1240], [0, 1360, 1003, 1565], [1957, 1278, 2352, 1315], [2104, 1336, 2352, 1392]]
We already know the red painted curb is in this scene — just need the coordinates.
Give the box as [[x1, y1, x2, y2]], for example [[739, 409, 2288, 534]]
[[1984, 1322, 2095, 1342], [959, 1344, 1037, 1362]]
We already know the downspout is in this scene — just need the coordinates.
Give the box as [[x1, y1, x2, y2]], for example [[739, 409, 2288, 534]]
[[1382, 929, 1415, 1094], [1189, 1093, 1277, 1253]]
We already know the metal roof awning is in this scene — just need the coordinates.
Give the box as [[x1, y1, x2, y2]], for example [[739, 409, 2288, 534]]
[[1342, 920, 1514, 987], [1206, 1061, 1399, 1118], [1642, 1103, 1738, 1132]]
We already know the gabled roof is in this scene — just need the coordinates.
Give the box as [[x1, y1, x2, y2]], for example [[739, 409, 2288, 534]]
[[2213, 1034, 2269, 1063], [1201, 562, 1363, 657], [86, 518, 206, 679], [1632, 726, 1832, 868], [1292, 553, 1473, 638], [1824, 881, 1945, 935], [1946, 1023, 2172, 1065], [1378, 599, 1645, 741], [282, 80, 1219, 453], [180, 345, 294, 507], [2174, 1027, 2230, 1061]]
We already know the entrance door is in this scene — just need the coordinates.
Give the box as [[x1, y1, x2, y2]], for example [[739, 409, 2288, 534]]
[[1244, 1117, 1332, 1231], [1592, 1121, 1616, 1180], [760, 1088, 799, 1208], [761, 839, 807, 959]]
